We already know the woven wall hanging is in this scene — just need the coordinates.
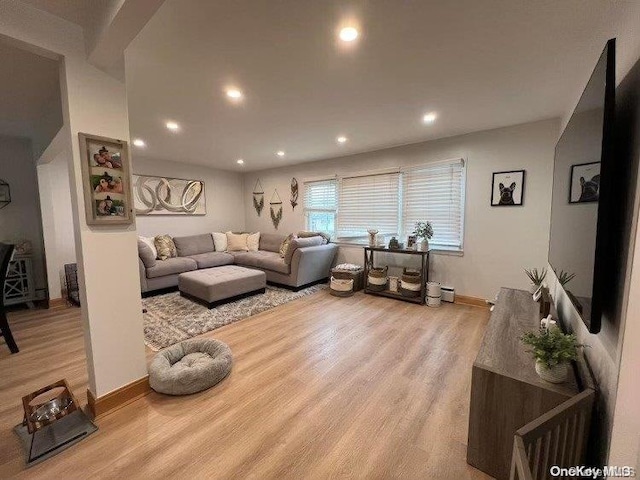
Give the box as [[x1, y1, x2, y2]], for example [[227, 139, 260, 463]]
[[290, 177, 299, 210], [270, 189, 283, 229], [253, 179, 264, 216]]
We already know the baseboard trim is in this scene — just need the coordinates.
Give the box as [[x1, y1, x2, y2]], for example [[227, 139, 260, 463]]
[[48, 297, 66, 308], [454, 295, 488, 308], [87, 375, 151, 420]]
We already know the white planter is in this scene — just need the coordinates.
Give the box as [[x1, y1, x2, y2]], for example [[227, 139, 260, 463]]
[[418, 239, 429, 251], [535, 360, 568, 384]]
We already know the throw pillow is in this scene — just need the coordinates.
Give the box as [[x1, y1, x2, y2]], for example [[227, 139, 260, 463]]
[[155, 235, 177, 260], [279, 234, 296, 258], [247, 232, 260, 252], [226, 232, 249, 252], [137, 239, 157, 268], [297, 231, 330, 244], [284, 236, 325, 265], [212, 232, 228, 252], [138, 235, 158, 259]]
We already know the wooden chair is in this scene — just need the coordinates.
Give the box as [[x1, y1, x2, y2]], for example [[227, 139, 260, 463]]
[[0, 242, 19, 354]]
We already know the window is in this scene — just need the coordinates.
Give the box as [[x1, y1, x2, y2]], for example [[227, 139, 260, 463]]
[[402, 159, 465, 250], [303, 179, 337, 238], [337, 172, 400, 240]]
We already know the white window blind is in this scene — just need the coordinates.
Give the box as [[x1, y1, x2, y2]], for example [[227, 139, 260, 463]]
[[338, 172, 400, 239], [402, 159, 465, 250], [304, 179, 337, 238]]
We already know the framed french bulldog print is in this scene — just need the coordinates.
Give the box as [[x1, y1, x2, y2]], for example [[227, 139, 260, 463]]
[[569, 162, 600, 203], [78, 133, 134, 226], [491, 170, 525, 206]]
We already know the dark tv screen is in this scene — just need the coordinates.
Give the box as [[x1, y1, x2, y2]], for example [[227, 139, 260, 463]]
[[548, 39, 615, 334]]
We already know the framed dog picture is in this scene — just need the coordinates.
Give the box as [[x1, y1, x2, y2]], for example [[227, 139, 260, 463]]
[[491, 170, 525, 206], [569, 162, 600, 203], [78, 133, 134, 226]]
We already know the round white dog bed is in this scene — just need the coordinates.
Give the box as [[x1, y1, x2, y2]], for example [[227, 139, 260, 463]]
[[149, 338, 233, 395]]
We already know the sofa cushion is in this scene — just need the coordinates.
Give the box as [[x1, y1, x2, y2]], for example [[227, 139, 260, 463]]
[[226, 232, 249, 252], [173, 234, 215, 257], [146, 257, 198, 278], [258, 251, 290, 274], [212, 232, 227, 252], [155, 235, 177, 260], [231, 251, 262, 268], [187, 252, 235, 269], [284, 236, 325, 265], [138, 239, 157, 268], [247, 232, 260, 252], [259, 233, 286, 253], [138, 235, 158, 258], [297, 231, 330, 244]]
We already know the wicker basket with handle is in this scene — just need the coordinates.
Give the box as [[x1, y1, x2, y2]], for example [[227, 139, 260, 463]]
[[400, 268, 422, 297], [367, 266, 388, 291]]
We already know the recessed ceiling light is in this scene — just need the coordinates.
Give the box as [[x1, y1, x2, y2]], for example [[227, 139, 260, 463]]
[[337, 136, 348, 144], [339, 27, 359, 42], [236, 159, 244, 165], [133, 139, 146, 147], [422, 113, 437, 124], [226, 88, 243, 100], [166, 121, 179, 131], [277, 151, 285, 157]]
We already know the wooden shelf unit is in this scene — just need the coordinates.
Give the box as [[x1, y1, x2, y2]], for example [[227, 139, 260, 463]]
[[363, 246, 430, 305]]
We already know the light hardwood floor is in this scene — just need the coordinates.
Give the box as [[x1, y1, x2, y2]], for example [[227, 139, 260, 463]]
[[0, 290, 492, 479]]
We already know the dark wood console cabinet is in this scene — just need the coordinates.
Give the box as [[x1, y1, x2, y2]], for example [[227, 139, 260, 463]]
[[466, 288, 580, 480]]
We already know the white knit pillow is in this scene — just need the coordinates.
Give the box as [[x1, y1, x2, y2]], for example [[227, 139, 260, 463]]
[[247, 232, 260, 252], [212, 232, 228, 252], [138, 236, 158, 259]]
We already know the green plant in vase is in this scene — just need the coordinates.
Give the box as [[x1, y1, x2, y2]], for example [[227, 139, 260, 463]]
[[525, 267, 547, 293], [521, 327, 584, 383], [413, 221, 433, 251]]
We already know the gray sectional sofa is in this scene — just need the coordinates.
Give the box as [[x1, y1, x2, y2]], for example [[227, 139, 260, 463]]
[[138, 232, 338, 295]]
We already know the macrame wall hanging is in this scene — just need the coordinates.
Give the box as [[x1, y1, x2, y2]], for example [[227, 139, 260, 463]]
[[270, 189, 283, 229], [253, 179, 264, 216], [290, 177, 299, 210]]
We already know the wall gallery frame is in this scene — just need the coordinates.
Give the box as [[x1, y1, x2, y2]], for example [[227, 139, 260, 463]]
[[490, 170, 525, 206], [132, 174, 206, 215], [78, 133, 134, 226], [569, 161, 601, 203]]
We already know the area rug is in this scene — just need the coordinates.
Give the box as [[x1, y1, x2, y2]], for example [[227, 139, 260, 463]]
[[142, 284, 326, 351]]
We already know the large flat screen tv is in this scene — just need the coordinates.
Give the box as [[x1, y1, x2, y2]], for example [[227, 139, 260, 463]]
[[548, 39, 616, 334]]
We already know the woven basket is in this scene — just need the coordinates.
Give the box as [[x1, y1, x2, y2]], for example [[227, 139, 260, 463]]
[[400, 268, 422, 297], [331, 267, 364, 291], [330, 277, 354, 297]]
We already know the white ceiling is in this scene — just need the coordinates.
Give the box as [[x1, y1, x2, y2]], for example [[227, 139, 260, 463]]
[[122, 0, 628, 172], [0, 41, 62, 148]]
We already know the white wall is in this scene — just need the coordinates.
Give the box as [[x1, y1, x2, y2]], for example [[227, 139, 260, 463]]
[[244, 119, 559, 300], [133, 156, 245, 237], [0, 135, 47, 294], [1, 1, 147, 398], [37, 148, 77, 298]]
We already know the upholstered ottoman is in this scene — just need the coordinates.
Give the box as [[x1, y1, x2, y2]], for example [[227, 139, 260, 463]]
[[149, 338, 233, 395], [179, 265, 266, 308]]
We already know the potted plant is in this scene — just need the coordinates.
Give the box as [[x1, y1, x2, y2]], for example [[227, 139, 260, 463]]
[[524, 267, 547, 293], [413, 221, 434, 251], [521, 327, 583, 383]]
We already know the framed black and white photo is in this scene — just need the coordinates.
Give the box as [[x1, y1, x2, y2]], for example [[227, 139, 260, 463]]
[[491, 170, 525, 206], [569, 162, 601, 204]]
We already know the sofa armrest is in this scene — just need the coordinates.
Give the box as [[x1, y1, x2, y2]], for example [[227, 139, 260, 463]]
[[290, 244, 338, 287], [139, 258, 149, 293]]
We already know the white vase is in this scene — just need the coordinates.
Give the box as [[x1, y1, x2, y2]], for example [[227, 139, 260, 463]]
[[535, 360, 568, 384], [418, 239, 429, 252]]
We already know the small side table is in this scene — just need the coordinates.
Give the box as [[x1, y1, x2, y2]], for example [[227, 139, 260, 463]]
[[4, 254, 36, 308]]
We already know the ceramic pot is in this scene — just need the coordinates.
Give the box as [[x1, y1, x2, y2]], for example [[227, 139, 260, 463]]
[[535, 360, 568, 384], [418, 239, 429, 252]]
